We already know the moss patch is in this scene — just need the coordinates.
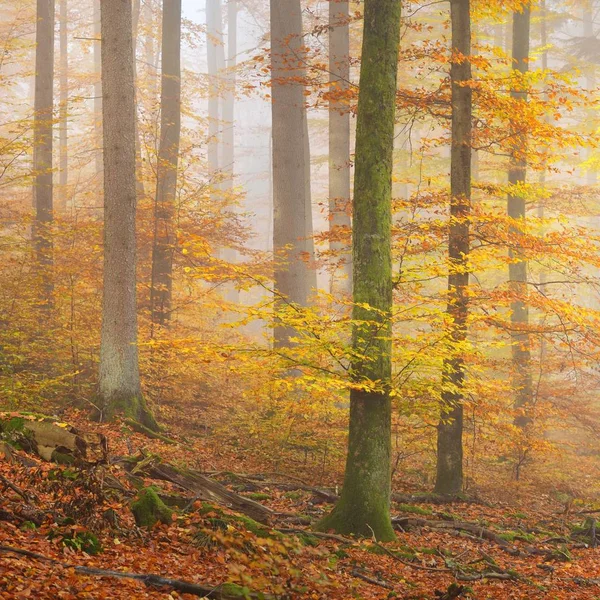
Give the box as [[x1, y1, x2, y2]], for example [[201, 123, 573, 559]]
[[131, 487, 173, 528]]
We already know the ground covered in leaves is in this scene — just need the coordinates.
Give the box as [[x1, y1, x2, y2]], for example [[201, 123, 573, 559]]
[[3, 411, 600, 599]]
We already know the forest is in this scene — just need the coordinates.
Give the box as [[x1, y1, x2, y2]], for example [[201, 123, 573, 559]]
[[3, 0, 600, 598]]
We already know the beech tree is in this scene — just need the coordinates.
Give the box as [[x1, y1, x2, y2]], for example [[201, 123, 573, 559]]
[[33, 0, 55, 306], [329, 0, 352, 295], [93, 0, 102, 187], [270, 0, 315, 347], [222, 0, 239, 304], [435, 0, 472, 495], [316, 0, 401, 541], [98, 0, 158, 430], [150, 0, 182, 326], [509, 2, 533, 427], [58, 0, 67, 212]]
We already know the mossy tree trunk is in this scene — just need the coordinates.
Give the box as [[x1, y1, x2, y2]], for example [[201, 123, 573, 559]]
[[316, 0, 401, 542], [435, 0, 472, 495], [98, 0, 158, 432], [508, 3, 533, 428]]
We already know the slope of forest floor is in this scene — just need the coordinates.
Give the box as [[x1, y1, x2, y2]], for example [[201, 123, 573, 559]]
[[2, 408, 600, 599]]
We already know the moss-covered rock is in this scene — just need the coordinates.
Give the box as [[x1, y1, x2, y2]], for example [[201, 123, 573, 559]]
[[131, 487, 173, 528]]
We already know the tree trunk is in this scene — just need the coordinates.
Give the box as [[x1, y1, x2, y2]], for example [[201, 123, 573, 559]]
[[150, 0, 182, 326], [316, 0, 401, 542], [435, 0, 472, 495], [222, 0, 239, 304], [328, 0, 352, 295], [207, 0, 224, 209], [99, 0, 158, 431], [93, 0, 103, 199], [132, 0, 146, 200], [583, 3, 597, 185], [270, 0, 314, 347], [508, 3, 532, 428], [58, 0, 68, 212], [33, 0, 55, 307]]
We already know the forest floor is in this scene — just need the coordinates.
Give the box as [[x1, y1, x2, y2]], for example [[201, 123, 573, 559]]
[[2, 406, 600, 599]]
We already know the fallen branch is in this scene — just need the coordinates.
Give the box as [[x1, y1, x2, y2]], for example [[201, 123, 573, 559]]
[[124, 453, 274, 524], [0, 473, 34, 503], [350, 568, 395, 590], [0, 545, 278, 599]]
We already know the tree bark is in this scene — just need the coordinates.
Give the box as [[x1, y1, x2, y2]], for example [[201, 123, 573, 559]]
[[270, 0, 315, 347], [150, 0, 182, 326], [222, 0, 239, 304], [207, 0, 224, 208], [99, 0, 158, 431], [93, 0, 103, 200], [328, 0, 352, 295], [316, 0, 401, 541], [58, 0, 68, 212], [508, 3, 532, 428], [435, 0, 472, 495], [33, 0, 55, 307], [583, 2, 597, 185], [132, 0, 146, 200]]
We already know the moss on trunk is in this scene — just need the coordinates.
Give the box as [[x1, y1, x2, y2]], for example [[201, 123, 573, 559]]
[[131, 487, 173, 528], [102, 394, 160, 433], [316, 0, 400, 542]]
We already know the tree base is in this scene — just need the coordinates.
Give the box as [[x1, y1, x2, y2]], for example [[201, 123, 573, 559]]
[[94, 394, 160, 433], [315, 493, 396, 542]]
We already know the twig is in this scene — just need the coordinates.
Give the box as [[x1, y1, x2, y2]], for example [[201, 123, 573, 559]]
[[349, 569, 395, 590], [0, 474, 34, 503]]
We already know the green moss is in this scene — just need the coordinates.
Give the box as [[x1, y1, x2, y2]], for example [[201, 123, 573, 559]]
[[497, 529, 535, 543], [51, 450, 75, 465], [511, 511, 528, 520], [101, 394, 160, 433], [245, 492, 271, 501], [297, 533, 319, 547], [232, 514, 280, 539], [131, 487, 173, 528], [397, 503, 432, 516], [219, 583, 251, 598], [284, 491, 303, 501], [62, 531, 102, 555]]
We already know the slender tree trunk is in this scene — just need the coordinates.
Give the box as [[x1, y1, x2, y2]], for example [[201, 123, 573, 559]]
[[33, 0, 55, 307], [58, 0, 68, 212], [316, 0, 401, 541], [509, 3, 533, 428], [207, 0, 224, 207], [93, 0, 103, 195], [99, 0, 158, 431], [222, 0, 239, 304], [329, 0, 352, 295], [435, 0, 472, 495], [270, 0, 314, 347], [584, 2, 597, 185], [303, 98, 317, 295], [150, 0, 182, 326]]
